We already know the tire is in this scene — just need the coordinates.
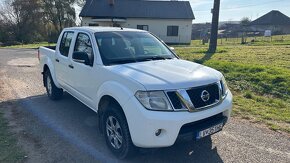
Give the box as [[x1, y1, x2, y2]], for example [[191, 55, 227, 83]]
[[44, 70, 63, 100], [103, 105, 136, 159]]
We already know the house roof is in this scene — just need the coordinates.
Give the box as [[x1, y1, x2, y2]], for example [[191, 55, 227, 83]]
[[251, 10, 290, 25], [80, 0, 195, 20]]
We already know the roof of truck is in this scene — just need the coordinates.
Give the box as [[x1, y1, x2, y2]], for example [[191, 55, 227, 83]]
[[64, 26, 145, 33]]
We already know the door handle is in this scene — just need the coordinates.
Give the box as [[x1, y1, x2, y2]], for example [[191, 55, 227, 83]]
[[55, 59, 59, 62], [68, 64, 74, 69]]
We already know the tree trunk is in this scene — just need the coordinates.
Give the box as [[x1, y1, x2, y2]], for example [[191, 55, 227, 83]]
[[208, 0, 220, 53]]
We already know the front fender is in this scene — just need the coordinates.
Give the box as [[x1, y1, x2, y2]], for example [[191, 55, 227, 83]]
[[96, 81, 136, 111]]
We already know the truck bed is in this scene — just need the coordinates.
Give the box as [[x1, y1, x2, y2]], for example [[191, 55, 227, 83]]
[[43, 46, 56, 50]]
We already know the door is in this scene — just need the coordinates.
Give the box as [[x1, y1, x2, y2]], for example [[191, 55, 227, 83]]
[[55, 31, 74, 88], [68, 32, 96, 107]]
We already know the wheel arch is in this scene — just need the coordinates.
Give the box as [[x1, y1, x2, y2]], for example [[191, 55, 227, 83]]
[[42, 61, 60, 88], [97, 95, 128, 134], [43, 64, 49, 87]]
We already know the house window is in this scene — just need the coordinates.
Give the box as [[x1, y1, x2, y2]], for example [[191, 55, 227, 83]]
[[167, 26, 179, 36], [137, 25, 149, 31]]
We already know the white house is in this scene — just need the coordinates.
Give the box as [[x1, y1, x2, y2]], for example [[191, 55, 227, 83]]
[[79, 0, 195, 44]]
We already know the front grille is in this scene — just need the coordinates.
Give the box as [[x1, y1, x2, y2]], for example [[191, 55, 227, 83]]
[[166, 83, 221, 111], [186, 83, 220, 109], [167, 92, 183, 109]]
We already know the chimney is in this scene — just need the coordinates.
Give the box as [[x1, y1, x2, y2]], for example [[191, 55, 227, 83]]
[[108, 0, 114, 6]]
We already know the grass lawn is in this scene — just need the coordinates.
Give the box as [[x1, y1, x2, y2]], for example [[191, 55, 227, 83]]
[[0, 42, 55, 49], [0, 111, 24, 162], [175, 38, 290, 133]]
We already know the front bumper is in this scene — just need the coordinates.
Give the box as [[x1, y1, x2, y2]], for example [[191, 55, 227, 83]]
[[123, 91, 233, 148]]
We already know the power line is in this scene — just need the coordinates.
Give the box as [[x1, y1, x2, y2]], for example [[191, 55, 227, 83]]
[[194, 0, 287, 12]]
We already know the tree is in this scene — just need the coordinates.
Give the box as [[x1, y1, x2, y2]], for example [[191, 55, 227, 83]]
[[0, 0, 44, 44], [240, 17, 251, 44], [0, 0, 78, 44], [42, 0, 76, 34], [0, 0, 19, 43], [240, 17, 251, 26], [76, 0, 86, 7], [12, 0, 44, 43]]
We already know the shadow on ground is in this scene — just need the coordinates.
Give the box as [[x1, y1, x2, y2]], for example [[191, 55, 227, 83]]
[[0, 93, 224, 163], [193, 51, 216, 64]]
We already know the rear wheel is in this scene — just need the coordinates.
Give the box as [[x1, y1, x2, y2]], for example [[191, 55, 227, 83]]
[[44, 70, 63, 100], [103, 105, 136, 159]]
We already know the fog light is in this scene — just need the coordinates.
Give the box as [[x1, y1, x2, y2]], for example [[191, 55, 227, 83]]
[[155, 129, 162, 136]]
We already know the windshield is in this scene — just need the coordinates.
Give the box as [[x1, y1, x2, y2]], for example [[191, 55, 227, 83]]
[[95, 31, 176, 65]]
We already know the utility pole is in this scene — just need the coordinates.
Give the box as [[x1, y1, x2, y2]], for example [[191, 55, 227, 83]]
[[208, 0, 220, 53]]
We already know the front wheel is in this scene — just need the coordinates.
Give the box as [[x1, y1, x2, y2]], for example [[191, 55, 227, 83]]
[[103, 106, 136, 159], [44, 70, 63, 100]]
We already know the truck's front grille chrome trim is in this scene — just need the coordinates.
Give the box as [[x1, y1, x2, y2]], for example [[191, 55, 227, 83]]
[[166, 82, 223, 112], [175, 89, 195, 111]]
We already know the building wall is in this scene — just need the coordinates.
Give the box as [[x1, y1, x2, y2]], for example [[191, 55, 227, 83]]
[[82, 17, 193, 44]]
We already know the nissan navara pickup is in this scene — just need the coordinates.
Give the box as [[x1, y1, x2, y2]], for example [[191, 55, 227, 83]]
[[39, 27, 233, 159]]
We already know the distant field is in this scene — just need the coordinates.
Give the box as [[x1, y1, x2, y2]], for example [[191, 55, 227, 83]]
[[0, 42, 55, 49], [175, 38, 290, 133], [187, 34, 290, 47]]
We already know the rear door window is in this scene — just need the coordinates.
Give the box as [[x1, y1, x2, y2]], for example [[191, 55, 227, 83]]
[[59, 31, 74, 57]]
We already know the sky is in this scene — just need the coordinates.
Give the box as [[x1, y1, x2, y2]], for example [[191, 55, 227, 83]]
[[1, 0, 289, 24], [189, 0, 290, 23]]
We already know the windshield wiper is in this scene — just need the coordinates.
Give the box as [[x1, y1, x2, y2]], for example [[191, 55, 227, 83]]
[[107, 56, 173, 65], [137, 56, 173, 62], [108, 59, 137, 65]]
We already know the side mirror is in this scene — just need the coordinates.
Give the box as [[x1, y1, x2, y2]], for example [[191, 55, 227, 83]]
[[72, 51, 93, 66]]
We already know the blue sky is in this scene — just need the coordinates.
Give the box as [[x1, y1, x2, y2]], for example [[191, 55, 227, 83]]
[[189, 0, 290, 23]]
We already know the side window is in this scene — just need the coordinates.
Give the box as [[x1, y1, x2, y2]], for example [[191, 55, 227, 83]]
[[59, 32, 74, 57], [167, 26, 179, 36], [73, 33, 94, 66]]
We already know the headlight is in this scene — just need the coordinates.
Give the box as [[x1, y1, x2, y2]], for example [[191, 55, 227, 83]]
[[135, 91, 173, 111], [221, 76, 229, 97]]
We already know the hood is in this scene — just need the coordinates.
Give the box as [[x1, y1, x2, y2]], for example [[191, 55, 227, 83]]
[[108, 59, 223, 90]]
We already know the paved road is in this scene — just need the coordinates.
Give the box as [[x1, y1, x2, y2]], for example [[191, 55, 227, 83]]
[[0, 49, 289, 163]]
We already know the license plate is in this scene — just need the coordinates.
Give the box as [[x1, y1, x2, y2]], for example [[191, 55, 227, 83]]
[[196, 123, 223, 139]]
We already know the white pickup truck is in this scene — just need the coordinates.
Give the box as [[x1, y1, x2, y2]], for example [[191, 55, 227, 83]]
[[39, 27, 233, 159]]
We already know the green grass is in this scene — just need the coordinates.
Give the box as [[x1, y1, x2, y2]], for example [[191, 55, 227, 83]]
[[175, 40, 290, 133], [0, 42, 55, 49], [0, 111, 24, 162]]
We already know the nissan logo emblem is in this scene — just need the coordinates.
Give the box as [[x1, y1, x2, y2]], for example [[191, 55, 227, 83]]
[[201, 90, 210, 102]]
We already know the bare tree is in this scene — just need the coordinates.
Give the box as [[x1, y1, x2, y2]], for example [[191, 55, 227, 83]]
[[0, 0, 44, 43], [240, 17, 251, 44], [0, 0, 78, 44], [76, 0, 86, 7]]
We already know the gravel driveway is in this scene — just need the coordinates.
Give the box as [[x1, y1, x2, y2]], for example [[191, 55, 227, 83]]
[[0, 48, 289, 163]]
